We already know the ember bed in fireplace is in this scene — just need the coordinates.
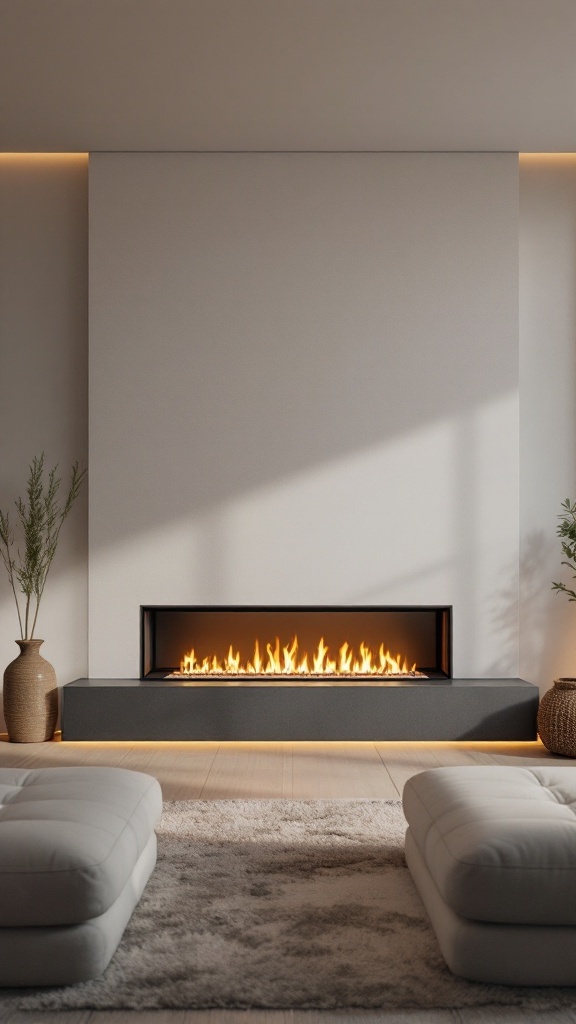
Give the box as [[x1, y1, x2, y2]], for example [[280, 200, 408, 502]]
[[61, 605, 538, 741]]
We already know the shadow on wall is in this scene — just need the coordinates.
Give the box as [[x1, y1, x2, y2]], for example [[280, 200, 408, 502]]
[[485, 552, 521, 680], [518, 529, 576, 692], [484, 530, 576, 689], [85, 390, 522, 679]]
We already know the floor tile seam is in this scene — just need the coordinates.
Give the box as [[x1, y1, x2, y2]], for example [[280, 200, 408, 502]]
[[197, 744, 223, 799]]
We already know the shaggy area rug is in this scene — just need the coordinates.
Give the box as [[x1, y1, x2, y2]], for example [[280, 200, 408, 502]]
[[8, 799, 576, 1012]]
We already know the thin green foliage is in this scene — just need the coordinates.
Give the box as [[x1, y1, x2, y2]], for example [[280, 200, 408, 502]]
[[552, 497, 576, 602], [0, 454, 86, 639]]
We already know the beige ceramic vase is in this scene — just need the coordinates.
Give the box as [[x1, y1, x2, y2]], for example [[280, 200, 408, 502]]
[[537, 677, 576, 757], [3, 639, 58, 742]]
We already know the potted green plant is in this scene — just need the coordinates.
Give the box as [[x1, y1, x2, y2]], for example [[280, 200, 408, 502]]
[[0, 454, 86, 742], [538, 498, 576, 755]]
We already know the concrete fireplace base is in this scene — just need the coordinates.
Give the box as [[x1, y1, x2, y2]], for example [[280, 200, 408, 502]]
[[61, 678, 538, 741]]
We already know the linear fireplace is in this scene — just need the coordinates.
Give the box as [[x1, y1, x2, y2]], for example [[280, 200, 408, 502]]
[[61, 605, 538, 741], [140, 605, 452, 682]]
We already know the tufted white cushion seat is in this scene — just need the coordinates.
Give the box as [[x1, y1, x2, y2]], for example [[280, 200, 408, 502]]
[[403, 766, 576, 986], [0, 766, 162, 987]]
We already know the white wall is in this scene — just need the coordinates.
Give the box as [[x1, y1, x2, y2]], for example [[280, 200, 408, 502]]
[[2, 152, 573, 698], [4, 0, 576, 153], [0, 155, 89, 718], [89, 152, 519, 679], [519, 155, 576, 691]]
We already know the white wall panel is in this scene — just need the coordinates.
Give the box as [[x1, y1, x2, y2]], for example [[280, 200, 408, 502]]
[[89, 153, 519, 678]]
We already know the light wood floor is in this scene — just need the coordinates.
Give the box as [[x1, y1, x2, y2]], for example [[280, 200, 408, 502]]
[[1, 736, 575, 1024]]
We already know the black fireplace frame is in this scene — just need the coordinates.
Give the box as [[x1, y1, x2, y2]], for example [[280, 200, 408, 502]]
[[140, 604, 453, 681]]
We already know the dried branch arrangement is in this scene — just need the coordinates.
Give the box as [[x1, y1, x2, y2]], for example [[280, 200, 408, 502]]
[[0, 454, 86, 639], [552, 497, 576, 602]]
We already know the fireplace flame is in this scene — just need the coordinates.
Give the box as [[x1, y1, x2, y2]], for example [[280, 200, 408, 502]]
[[172, 636, 423, 678]]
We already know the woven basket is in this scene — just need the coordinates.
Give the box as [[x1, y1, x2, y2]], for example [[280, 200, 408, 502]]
[[537, 678, 576, 757]]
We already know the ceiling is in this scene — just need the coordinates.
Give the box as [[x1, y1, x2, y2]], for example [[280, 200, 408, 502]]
[[2, 0, 576, 152]]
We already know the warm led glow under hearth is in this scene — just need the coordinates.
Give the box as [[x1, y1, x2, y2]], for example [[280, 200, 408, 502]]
[[169, 635, 424, 680]]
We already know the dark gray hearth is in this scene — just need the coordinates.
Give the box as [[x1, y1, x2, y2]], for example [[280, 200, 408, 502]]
[[61, 678, 538, 741]]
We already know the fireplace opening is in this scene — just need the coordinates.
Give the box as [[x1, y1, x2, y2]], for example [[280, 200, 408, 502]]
[[140, 606, 452, 683]]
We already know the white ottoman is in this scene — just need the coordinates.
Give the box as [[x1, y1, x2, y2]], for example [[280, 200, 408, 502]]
[[403, 766, 576, 986], [0, 766, 162, 986]]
